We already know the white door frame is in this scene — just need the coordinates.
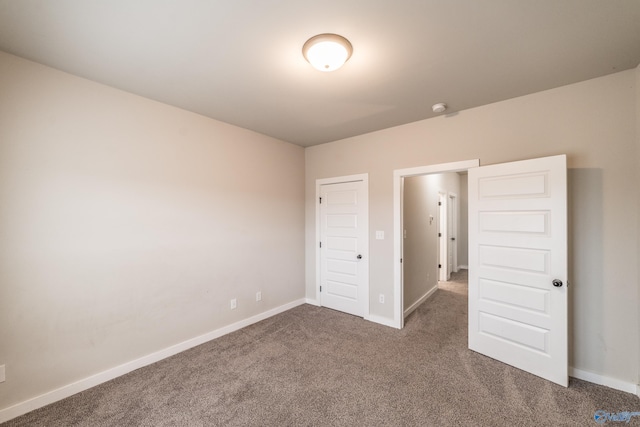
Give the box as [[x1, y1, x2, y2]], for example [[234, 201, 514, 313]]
[[393, 160, 479, 329], [438, 191, 459, 281], [438, 191, 448, 282], [449, 192, 458, 275], [315, 173, 370, 318]]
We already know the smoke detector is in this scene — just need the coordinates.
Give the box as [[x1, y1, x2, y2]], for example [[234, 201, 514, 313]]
[[432, 103, 447, 113]]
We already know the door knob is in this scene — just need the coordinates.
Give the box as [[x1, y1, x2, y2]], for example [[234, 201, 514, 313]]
[[357, 254, 362, 260], [552, 279, 563, 288]]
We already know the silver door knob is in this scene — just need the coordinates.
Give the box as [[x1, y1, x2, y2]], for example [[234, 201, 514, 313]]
[[552, 279, 563, 288]]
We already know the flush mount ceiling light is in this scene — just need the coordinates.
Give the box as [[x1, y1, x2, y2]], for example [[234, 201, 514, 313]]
[[302, 33, 353, 72]]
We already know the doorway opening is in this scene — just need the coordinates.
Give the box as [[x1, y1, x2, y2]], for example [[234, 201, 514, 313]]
[[402, 172, 467, 321], [393, 159, 479, 328]]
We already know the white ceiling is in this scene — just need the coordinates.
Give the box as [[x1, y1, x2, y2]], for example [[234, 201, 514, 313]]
[[1, 1, 639, 147]]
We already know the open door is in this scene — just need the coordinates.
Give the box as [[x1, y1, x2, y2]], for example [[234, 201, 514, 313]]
[[468, 155, 568, 387]]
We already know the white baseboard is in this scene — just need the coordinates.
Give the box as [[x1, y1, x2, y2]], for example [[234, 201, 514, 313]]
[[5, 301, 637, 424], [305, 298, 320, 306], [308, 299, 397, 329], [0, 298, 307, 424], [403, 285, 438, 318], [308, 300, 398, 329], [569, 367, 639, 395], [366, 314, 400, 329]]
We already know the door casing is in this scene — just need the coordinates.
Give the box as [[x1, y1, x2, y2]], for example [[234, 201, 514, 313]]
[[393, 160, 480, 328], [438, 191, 448, 282], [448, 192, 458, 276]]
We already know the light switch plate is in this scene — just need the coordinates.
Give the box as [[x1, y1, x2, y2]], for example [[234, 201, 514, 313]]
[[376, 231, 384, 240]]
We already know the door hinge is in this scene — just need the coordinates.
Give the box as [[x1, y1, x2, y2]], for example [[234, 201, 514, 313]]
[[438, 264, 442, 268], [438, 232, 442, 237], [320, 286, 322, 292], [400, 258, 403, 263], [438, 201, 442, 206], [319, 241, 322, 248], [319, 197, 322, 204]]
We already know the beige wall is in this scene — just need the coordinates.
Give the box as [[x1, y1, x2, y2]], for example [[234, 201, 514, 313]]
[[305, 70, 639, 384], [402, 175, 435, 310], [0, 52, 305, 410]]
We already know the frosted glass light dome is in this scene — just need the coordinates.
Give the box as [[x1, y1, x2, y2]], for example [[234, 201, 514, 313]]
[[302, 34, 353, 72]]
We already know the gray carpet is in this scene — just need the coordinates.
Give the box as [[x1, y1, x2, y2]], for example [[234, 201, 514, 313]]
[[5, 270, 640, 426]]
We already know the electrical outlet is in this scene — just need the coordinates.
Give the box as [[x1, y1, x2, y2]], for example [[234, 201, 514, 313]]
[[379, 294, 385, 304], [256, 291, 262, 302], [376, 231, 384, 240], [230, 299, 237, 310], [0, 365, 5, 383]]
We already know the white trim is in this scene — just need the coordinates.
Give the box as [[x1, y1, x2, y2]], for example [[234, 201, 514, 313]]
[[393, 159, 480, 329], [403, 285, 438, 318], [0, 298, 307, 424], [305, 298, 320, 306], [365, 314, 400, 329], [569, 367, 639, 395], [449, 192, 458, 273], [315, 173, 370, 318], [438, 191, 448, 282]]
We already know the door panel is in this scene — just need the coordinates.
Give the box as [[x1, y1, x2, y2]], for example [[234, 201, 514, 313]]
[[469, 155, 567, 386], [447, 194, 454, 278], [320, 181, 368, 317]]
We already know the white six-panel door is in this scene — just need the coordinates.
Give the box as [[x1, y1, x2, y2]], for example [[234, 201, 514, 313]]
[[319, 180, 368, 317], [468, 155, 568, 386]]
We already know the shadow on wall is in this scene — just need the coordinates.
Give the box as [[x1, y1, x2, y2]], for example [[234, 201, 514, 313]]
[[567, 168, 603, 370]]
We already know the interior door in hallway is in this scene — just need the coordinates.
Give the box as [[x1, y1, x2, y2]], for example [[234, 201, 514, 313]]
[[438, 192, 448, 281], [448, 193, 457, 275], [468, 155, 568, 387], [319, 180, 368, 317]]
